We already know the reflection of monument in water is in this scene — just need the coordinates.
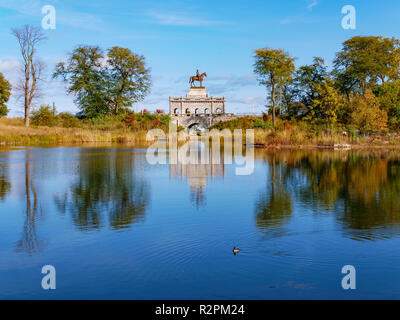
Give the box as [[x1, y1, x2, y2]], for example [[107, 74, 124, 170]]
[[169, 142, 225, 208]]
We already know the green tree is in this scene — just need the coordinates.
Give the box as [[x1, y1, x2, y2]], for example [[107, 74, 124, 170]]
[[377, 80, 400, 129], [0, 72, 11, 117], [333, 36, 400, 96], [293, 57, 328, 107], [106, 47, 151, 114], [54, 45, 151, 118], [254, 48, 295, 128], [53, 45, 108, 118]]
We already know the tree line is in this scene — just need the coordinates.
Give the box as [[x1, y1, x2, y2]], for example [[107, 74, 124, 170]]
[[1, 25, 400, 134], [254, 36, 400, 132], [0, 25, 152, 126]]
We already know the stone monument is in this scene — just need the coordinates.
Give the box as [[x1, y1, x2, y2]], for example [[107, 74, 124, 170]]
[[169, 70, 227, 129]]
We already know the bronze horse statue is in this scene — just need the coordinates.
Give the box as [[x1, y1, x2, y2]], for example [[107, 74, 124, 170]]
[[189, 72, 207, 87]]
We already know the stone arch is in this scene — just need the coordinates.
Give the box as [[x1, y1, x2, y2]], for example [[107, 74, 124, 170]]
[[185, 108, 190, 115], [174, 108, 179, 115], [216, 108, 222, 114], [205, 108, 210, 115], [184, 116, 210, 129], [195, 108, 200, 115]]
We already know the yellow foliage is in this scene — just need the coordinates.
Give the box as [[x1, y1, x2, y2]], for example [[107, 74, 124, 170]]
[[349, 90, 388, 132]]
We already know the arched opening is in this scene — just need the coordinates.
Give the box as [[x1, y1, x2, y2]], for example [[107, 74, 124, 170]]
[[205, 108, 210, 116], [174, 108, 179, 115], [188, 123, 206, 135], [195, 108, 200, 116], [216, 108, 222, 114], [185, 108, 190, 116]]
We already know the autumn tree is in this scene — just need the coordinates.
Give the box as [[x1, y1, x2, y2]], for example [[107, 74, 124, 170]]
[[254, 48, 295, 128], [307, 80, 343, 125], [11, 25, 46, 126], [350, 90, 388, 133], [333, 36, 400, 97], [0, 72, 12, 117]]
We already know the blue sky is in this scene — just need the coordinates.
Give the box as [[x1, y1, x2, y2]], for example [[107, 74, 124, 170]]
[[1, 0, 400, 116]]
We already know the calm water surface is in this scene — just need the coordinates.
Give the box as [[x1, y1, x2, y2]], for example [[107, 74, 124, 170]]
[[0, 146, 400, 299]]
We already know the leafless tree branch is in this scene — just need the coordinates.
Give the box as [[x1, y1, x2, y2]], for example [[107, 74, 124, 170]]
[[11, 25, 46, 126]]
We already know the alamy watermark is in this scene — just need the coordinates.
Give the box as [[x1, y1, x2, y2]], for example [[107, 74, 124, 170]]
[[341, 265, 356, 290], [41, 265, 56, 290], [342, 5, 356, 30], [41, 5, 56, 30]]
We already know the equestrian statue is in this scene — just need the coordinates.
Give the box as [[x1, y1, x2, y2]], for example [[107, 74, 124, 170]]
[[189, 69, 207, 87]]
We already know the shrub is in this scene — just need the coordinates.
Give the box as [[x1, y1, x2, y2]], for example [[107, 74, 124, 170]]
[[0, 104, 9, 117], [254, 120, 270, 129], [284, 123, 294, 132], [122, 113, 136, 128], [262, 112, 268, 121], [87, 114, 126, 130], [31, 105, 58, 127], [159, 114, 170, 125], [59, 112, 81, 128], [155, 109, 164, 114]]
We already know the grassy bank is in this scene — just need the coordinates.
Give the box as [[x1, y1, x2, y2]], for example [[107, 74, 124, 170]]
[[0, 116, 151, 145], [210, 116, 400, 148], [2, 114, 400, 148]]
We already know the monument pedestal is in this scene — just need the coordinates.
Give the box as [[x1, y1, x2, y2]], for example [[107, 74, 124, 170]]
[[187, 87, 208, 97]]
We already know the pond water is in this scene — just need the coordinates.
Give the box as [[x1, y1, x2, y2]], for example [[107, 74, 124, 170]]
[[0, 145, 400, 299]]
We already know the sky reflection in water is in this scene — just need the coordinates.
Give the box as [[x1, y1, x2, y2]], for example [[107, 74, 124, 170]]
[[0, 146, 399, 299]]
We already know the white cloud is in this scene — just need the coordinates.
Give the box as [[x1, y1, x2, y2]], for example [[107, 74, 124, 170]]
[[307, 0, 320, 10], [231, 96, 265, 105], [0, 0, 41, 15], [0, 59, 20, 73], [0, 58, 21, 86], [147, 12, 227, 26]]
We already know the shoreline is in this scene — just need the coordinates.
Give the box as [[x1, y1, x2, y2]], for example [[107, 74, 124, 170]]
[[0, 136, 400, 152], [2, 119, 400, 150]]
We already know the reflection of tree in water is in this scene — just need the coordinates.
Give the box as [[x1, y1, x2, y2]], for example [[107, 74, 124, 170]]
[[16, 151, 44, 254], [256, 150, 400, 240], [255, 155, 292, 236], [55, 149, 149, 230], [0, 153, 11, 201]]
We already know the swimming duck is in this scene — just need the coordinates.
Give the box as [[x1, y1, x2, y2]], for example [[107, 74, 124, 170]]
[[233, 246, 240, 255]]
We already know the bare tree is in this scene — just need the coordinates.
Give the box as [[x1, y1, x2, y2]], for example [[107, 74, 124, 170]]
[[11, 25, 46, 127]]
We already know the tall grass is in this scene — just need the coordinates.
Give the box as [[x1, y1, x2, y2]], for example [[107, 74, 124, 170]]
[[0, 116, 152, 145], [211, 116, 400, 147], [1, 114, 399, 147]]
